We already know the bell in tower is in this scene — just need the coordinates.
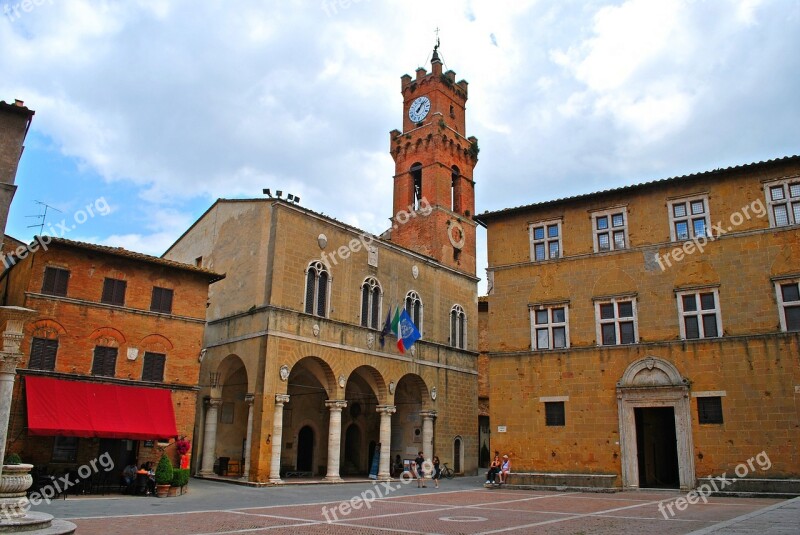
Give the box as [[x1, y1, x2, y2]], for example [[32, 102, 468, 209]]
[[387, 43, 479, 276]]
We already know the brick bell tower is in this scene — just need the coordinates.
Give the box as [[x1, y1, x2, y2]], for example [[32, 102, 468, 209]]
[[388, 43, 478, 276]]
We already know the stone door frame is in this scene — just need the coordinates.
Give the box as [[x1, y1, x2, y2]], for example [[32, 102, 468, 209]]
[[616, 357, 695, 491]]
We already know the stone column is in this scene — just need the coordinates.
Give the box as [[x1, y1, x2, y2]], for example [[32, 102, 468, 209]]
[[199, 397, 222, 476], [376, 405, 396, 480], [242, 393, 255, 480], [420, 410, 437, 462], [0, 307, 37, 479], [323, 400, 347, 482], [269, 394, 290, 484]]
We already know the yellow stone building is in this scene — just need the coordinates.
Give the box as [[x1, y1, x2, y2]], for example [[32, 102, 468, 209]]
[[477, 155, 800, 493], [163, 49, 480, 483]]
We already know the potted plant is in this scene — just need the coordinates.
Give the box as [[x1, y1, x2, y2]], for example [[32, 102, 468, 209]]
[[176, 438, 191, 470], [1, 453, 33, 518], [154, 454, 173, 498], [170, 468, 190, 496]]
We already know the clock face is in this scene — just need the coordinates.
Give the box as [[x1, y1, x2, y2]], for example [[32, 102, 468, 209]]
[[408, 96, 431, 122]]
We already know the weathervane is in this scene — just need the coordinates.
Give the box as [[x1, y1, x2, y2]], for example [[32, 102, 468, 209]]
[[434, 27, 440, 51]]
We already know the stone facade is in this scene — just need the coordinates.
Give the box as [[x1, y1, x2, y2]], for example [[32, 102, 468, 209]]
[[1, 237, 220, 470], [477, 155, 800, 491], [164, 200, 479, 481], [0, 100, 34, 244]]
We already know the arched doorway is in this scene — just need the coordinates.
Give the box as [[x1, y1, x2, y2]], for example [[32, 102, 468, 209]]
[[617, 356, 695, 491], [214, 355, 249, 476], [392, 374, 429, 461], [297, 426, 314, 472], [344, 424, 362, 474], [286, 357, 336, 477]]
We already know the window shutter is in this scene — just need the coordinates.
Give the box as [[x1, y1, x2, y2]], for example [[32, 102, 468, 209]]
[[305, 270, 315, 314], [317, 271, 328, 316]]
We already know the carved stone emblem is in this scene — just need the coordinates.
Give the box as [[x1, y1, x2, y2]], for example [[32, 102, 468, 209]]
[[279, 365, 290, 381], [367, 333, 375, 349], [313, 324, 320, 337], [318, 234, 328, 249], [431, 387, 437, 401], [388, 381, 395, 394], [338, 374, 346, 388], [412, 265, 419, 279]]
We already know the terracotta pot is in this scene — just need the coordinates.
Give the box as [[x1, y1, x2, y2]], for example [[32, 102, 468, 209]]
[[156, 484, 170, 498], [168, 486, 178, 497]]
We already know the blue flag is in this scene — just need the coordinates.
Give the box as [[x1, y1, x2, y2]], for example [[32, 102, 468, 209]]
[[397, 308, 421, 353], [379, 308, 392, 349]]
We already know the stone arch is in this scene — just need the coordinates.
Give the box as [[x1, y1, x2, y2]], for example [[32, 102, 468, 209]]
[[347, 365, 387, 402], [88, 326, 125, 347], [27, 319, 66, 340], [618, 356, 688, 388], [289, 356, 337, 398], [138, 334, 174, 354]]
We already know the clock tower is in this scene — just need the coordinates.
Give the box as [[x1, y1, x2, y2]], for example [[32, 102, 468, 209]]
[[388, 45, 478, 276]]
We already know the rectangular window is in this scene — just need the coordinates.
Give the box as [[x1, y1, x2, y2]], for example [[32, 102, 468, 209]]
[[697, 396, 724, 424], [529, 220, 562, 261], [677, 288, 722, 339], [669, 195, 710, 241], [775, 279, 800, 331], [592, 208, 628, 252], [530, 304, 569, 350], [142, 352, 166, 382], [544, 401, 565, 426], [41, 267, 69, 297], [91, 346, 118, 377], [765, 178, 800, 228], [150, 287, 173, 314], [101, 278, 127, 306], [52, 436, 78, 462], [595, 297, 637, 345], [29, 337, 58, 371]]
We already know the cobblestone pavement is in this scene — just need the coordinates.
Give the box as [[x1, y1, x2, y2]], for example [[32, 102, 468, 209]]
[[31, 476, 798, 534]]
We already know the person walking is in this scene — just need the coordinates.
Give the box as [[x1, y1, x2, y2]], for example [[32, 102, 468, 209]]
[[432, 455, 441, 488], [414, 451, 426, 488]]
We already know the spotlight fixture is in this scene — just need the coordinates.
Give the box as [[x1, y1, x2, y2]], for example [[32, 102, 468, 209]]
[[263, 188, 272, 197], [287, 194, 295, 202], [276, 190, 283, 198], [293, 196, 300, 204]]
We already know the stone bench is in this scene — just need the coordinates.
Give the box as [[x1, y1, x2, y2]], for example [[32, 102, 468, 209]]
[[505, 472, 618, 492]]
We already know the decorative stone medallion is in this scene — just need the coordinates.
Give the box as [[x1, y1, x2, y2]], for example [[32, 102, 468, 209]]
[[389, 381, 395, 394], [412, 265, 419, 279], [318, 234, 328, 249], [338, 374, 346, 388], [367, 333, 375, 349], [313, 324, 320, 337], [279, 365, 290, 381], [431, 386, 437, 401]]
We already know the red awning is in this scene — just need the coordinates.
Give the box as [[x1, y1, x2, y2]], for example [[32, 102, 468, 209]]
[[25, 376, 178, 440]]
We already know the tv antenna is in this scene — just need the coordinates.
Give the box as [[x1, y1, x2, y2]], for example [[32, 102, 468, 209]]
[[26, 201, 62, 236]]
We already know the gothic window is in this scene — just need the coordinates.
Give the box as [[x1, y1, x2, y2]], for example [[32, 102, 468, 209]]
[[405, 291, 423, 331], [360, 277, 382, 329], [450, 304, 466, 349], [304, 261, 329, 317], [410, 163, 423, 210]]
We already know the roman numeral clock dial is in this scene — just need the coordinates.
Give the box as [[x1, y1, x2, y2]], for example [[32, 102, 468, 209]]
[[408, 96, 431, 122]]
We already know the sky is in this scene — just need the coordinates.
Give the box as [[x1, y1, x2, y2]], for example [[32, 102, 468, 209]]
[[2, 0, 799, 294]]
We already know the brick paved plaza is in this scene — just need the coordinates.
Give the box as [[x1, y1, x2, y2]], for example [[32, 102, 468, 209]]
[[30, 477, 799, 534]]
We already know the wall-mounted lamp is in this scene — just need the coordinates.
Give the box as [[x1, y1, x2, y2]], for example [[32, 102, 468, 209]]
[[263, 188, 272, 197], [276, 190, 283, 198]]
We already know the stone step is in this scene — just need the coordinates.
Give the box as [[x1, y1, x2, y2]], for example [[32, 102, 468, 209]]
[[0, 512, 76, 534]]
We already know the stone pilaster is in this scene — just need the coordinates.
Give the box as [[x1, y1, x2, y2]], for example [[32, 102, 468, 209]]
[[420, 410, 437, 462], [269, 394, 290, 484], [199, 398, 222, 476], [323, 400, 347, 482], [376, 405, 396, 480], [242, 393, 254, 480]]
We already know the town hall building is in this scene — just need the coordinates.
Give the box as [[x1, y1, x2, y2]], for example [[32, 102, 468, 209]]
[[163, 47, 481, 483]]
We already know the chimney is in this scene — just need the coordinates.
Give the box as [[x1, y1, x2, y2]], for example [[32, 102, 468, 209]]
[[14, 100, 23, 107]]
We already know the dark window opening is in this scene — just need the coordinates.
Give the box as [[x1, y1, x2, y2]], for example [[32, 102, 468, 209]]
[[142, 352, 166, 382], [451, 165, 461, 213], [545, 401, 566, 426], [52, 436, 78, 462], [101, 278, 127, 306], [42, 267, 69, 296], [92, 346, 118, 377], [29, 337, 58, 370], [150, 287, 173, 314], [410, 163, 423, 210], [697, 396, 723, 424]]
